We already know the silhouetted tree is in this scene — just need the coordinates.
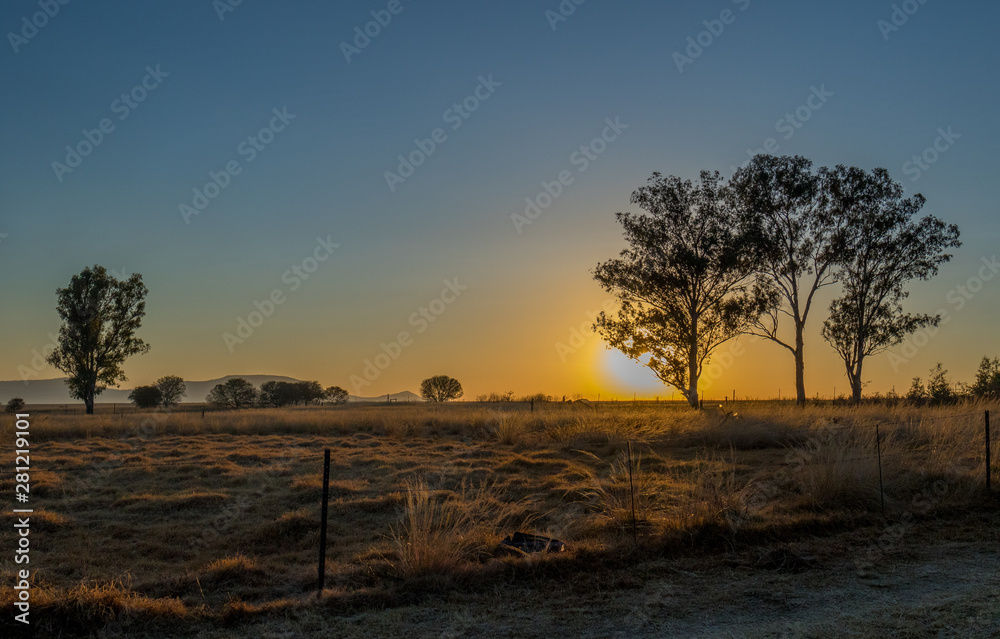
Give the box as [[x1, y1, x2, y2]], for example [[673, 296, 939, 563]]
[[297, 380, 325, 404], [153, 375, 186, 409], [5, 398, 26, 414], [907, 377, 927, 404], [206, 378, 257, 409], [971, 357, 1000, 399], [593, 171, 773, 408], [731, 155, 848, 405], [46, 266, 150, 414], [821, 166, 960, 403], [259, 380, 325, 407], [324, 386, 349, 405], [129, 385, 162, 409], [258, 381, 285, 407], [927, 363, 955, 404], [420, 375, 463, 402]]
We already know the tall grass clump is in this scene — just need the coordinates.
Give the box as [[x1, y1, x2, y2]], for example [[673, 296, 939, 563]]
[[489, 410, 529, 445], [660, 453, 745, 532], [387, 478, 534, 577], [578, 448, 661, 533]]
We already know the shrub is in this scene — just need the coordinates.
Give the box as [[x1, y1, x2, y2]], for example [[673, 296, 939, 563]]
[[128, 385, 162, 409], [5, 397, 26, 413]]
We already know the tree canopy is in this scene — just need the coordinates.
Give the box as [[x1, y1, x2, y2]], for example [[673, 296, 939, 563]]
[[420, 375, 464, 402], [154, 375, 186, 409], [259, 380, 325, 407], [324, 386, 350, 405], [129, 385, 163, 409], [206, 378, 257, 409]]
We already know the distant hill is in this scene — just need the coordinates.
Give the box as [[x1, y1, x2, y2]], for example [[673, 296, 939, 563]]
[[0, 376, 422, 405]]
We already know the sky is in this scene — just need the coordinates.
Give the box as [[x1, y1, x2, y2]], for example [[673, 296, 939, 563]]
[[1, 0, 998, 401]]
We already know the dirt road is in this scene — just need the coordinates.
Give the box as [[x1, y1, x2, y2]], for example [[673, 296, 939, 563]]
[[193, 524, 999, 639]]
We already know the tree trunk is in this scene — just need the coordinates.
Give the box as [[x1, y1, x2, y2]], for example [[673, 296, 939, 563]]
[[794, 320, 806, 405], [688, 326, 700, 409], [850, 358, 864, 404], [84, 378, 96, 414]]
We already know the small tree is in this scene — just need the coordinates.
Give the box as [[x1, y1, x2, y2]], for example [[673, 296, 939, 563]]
[[129, 385, 163, 409], [325, 386, 349, 405], [154, 375, 186, 409], [971, 356, 1000, 400], [45, 265, 150, 414], [420, 375, 464, 402], [206, 378, 257, 409], [907, 377, 927, 404], [5, 398, 26, 414], [927, 363, 955, 404]]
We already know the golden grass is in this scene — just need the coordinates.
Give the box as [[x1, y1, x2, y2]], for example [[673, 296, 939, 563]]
[[1, 401, 996, 635]]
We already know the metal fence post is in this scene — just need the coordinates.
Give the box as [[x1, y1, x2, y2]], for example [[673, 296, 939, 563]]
[[986, 410, 992, 491], [627, 441, 637, 545], [876, 422, 885, 518], [317, 449, 331, 598]]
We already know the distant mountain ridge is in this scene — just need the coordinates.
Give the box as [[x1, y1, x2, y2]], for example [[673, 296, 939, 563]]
[[0, 376, 422, 405]]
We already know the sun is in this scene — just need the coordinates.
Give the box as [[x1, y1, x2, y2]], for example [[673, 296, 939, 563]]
[[595, 344, 668, 397]]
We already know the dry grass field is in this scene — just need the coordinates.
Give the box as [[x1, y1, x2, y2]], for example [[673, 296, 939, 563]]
[[2, 402, 998, 637]]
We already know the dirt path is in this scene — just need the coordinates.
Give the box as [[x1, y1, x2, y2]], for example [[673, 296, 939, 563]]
[[144, 523, 1000, 638]]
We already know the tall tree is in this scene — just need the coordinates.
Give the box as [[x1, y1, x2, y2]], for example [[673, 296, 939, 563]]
[[153, 375, 186, 409], [731, 155, 846, 405], [820, 166, 960, 402], [420, 375, 464, 402], [46, 266, 150, 414], [593, 171, 773, 408]]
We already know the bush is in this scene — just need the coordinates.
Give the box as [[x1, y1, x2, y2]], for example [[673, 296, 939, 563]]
[[5, 397, 26, 413], [128, 386, 162, 409], [259, 380, 325, 407]]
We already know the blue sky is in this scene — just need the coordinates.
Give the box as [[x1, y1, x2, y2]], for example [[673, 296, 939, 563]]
[[1, 0, 998, 399]]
